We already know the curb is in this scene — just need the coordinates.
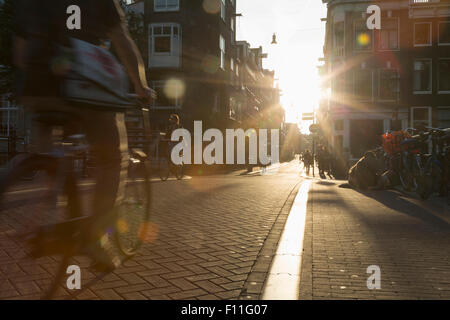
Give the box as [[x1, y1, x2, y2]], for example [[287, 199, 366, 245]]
[[238, 181, 303, 300]]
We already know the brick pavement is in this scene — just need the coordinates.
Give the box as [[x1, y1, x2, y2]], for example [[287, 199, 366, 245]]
[[299, 179, 450, 300], [0, 162, 303, 300]]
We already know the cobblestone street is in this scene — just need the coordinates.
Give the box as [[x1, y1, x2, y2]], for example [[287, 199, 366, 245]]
[[300, 177, 450, 300], [0, 162, 301, 300], [1, 161, 450, 300]]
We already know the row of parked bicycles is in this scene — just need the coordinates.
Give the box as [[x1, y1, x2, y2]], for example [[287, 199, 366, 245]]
[[383, 126, 450, 200]]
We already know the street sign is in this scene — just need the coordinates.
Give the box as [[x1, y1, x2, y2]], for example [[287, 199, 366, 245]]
[[302, 112, 314, 121], [309, 124, 320, 133]]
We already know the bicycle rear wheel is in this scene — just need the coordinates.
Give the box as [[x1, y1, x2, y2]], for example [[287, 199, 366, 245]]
[[0, 155, 79, 300], [115, 157, 151, 256], [399, 168, 413, 192], [413, 160, 432, 200]]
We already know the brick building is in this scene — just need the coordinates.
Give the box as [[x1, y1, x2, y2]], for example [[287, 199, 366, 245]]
[[128, 0, 284, 135], [320, 0, 450, 162]]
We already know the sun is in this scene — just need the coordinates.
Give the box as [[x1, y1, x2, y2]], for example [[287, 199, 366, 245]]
[[278, 62, 321, 125], [266, 37, 322, 127]]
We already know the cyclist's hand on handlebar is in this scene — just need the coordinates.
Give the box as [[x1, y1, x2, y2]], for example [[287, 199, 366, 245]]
[[136, 85, 157, 103]]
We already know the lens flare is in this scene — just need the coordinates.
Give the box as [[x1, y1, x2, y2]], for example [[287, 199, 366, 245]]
[[357, 33, 371, 47], [138, 222, 159, 244], [164, 78, 186, 100], [246, 129, 257, 137], [116, 219, 129, 234], [203, 0, 221, 14]]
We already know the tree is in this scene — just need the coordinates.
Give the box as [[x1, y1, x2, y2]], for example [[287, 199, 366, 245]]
[[0, 0, 15, 94], [118, 0, 145, 54]]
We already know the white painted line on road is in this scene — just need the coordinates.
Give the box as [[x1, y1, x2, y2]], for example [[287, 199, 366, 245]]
[[262, 180, 311, 300], [246, 162, 289, 176]]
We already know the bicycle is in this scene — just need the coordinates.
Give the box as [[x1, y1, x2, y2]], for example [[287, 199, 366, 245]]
[[439, 131, 450, 203], [399, 128, 447, 200], [159, 139, 184, 182], [415, 127, 450, 200], [0, 96, 152, 299]]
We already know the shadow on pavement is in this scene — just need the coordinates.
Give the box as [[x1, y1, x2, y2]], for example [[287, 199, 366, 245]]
[[354, 189, 450, 230], [317, 181, 336, 186]]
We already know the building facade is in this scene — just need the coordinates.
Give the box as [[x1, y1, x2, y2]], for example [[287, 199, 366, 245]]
[[320, 0, 450, 161], [128, 0, 284, 136]]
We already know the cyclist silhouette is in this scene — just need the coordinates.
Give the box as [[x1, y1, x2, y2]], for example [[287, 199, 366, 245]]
[[13, 0, 155, 270]]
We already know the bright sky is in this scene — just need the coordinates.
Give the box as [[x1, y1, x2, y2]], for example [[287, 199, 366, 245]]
[[236, 0, 327, 129]]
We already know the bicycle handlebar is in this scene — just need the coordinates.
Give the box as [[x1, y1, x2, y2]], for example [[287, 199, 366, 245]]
[[126, 93, 151, 109]]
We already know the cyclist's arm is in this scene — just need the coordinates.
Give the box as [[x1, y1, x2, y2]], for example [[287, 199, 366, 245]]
[[108, 23, 149, 93]]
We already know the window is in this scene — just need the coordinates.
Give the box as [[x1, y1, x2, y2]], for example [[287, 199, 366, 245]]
[[154, 0, 179, 12], [354, 69, 373, 100], [380, 18, 399, 50], [220, 35, 225, 70], [335, 120, 344, 131], [229, 97, 240, 120], [413, 59, 432, 94], [438, 59, 450, 93], [150, 24, 179, 55], [334, 135, 344, 153], [149, 23, 181, 68], [213, 93, 220, 113], [379, 69, 399, 101], [391, 119, 402, 131], [152, 80, 182, 109], [220, 0, 226, 21], [438, 22, 450, 45], [414, 22, 432, 46], [354, 20, 373, 51], [438, 107, 450, 128], [154, 26, 171, 53], [331, 66, 345, 102], [230, 17, 235, 43], [411, 107, 431, 129], [333, 22, 345, 56]]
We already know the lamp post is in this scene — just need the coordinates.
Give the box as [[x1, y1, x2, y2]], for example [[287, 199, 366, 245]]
[[271, 33, 278, 45]]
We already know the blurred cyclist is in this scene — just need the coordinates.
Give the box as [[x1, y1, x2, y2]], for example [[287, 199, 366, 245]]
[[13, 0, 155, 270]]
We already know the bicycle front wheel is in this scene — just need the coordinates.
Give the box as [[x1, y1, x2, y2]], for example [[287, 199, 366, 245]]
[[115, 157, 152, 256]]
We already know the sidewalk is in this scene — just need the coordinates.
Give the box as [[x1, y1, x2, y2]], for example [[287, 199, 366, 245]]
[[299, 178, 450, 300]]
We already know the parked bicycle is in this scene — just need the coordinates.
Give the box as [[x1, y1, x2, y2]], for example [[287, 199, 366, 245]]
[[395, 127, 450, 200]]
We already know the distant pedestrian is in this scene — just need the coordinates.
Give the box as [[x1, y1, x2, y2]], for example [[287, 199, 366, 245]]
[[317, 145, 331, 176], [166, 114, 180, 139], [302, 150, 313, 175]]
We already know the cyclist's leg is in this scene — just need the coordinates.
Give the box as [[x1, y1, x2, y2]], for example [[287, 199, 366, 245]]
[[82, 110, 128, 252]]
